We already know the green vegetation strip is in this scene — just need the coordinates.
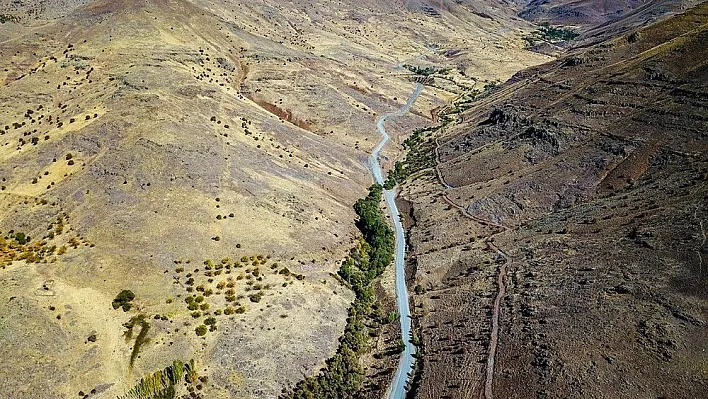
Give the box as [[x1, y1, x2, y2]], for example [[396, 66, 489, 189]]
[[118, 359, 198, 399], [383, 127, 437, 189], [281, 184, 394, 399], [383, 86, 494, 189], [523, 23, 579, 46]]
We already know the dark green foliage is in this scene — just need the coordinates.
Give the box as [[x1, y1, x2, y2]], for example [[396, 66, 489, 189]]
[[112, 290, 135, 311], [384, 127, 437, 188], [385, 311, 399, 324], [538, 24, 579, 41], [118, 359, 196, 399], [195, 325, 207, 336], [13, 232, 28, 245], [383, 162, 405, 189], [130, 319, 150, 368], [352, 185, 395, 278], [523, 23, 579, 47], [282, 185, 395, 399], [394, 339, 406, 353], [402, 64, 450, 76]]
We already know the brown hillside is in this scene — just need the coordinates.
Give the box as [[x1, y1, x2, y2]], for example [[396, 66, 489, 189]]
[[402, 4, 708, 399]]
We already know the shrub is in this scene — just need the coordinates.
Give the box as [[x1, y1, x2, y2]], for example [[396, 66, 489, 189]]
[[14, 232, 28, 244], [195, 325, 207, 336], [112, 290, 135, 311]]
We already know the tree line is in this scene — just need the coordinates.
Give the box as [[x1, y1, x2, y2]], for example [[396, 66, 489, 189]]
[[281, 184, 395, 399]]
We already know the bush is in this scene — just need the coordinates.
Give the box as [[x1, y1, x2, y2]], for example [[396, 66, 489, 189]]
[[112, 290, 135, 312], [195, 325, 207, 336], [13, 232, 28, 245]]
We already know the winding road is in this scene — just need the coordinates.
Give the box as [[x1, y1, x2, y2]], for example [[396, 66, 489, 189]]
[[368, 83, 423, 399]]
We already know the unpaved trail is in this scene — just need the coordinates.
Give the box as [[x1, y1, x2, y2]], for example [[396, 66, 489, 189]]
[[485, 243, 511, 399], [433, 134, 511, 399]]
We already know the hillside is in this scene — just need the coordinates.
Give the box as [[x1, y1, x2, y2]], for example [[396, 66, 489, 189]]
[[401, 3, 707, 398], [519, 0, 698, 28], [0, 0, 551, 398]]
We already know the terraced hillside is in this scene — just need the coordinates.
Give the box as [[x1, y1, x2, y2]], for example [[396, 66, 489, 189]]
[[401, 4, 708, 398]]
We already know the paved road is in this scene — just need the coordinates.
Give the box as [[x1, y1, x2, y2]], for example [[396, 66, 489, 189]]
[[367, 83, 423, 399]]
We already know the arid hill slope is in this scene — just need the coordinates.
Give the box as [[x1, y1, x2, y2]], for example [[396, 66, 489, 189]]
[[0, 0, 551, 398], [402, 4, 707, 398], [520, 0, 699, 28]]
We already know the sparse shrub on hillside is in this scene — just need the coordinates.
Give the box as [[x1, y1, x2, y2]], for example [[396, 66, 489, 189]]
[[13, 232, 28, 245], [195, 325, 207, 336], [112, 290, 135, 311], [248, 292, 263, 303]]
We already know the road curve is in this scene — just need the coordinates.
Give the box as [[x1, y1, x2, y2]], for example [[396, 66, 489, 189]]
[[367, 83, 423, 399]]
